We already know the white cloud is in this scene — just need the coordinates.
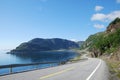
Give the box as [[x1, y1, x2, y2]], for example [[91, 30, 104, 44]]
[[94, 24, 105, 29], [107, 11, 120, 20], [91, 11, 120, 22], [95, 6, 104, 12], [91, 13, 106, 21], [117, 0, 120, 3]]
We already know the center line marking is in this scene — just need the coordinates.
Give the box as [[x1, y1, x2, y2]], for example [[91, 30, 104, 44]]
[[86, 60, 102, 80], [39, 67, 75, 80]]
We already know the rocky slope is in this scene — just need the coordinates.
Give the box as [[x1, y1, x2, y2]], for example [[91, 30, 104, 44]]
[[81, 17, 120, 57], [10, 38, 79, 53], [107, 17, 120, 33]]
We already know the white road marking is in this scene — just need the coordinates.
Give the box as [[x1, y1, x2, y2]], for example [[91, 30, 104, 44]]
[[86, 60, 101, 80]]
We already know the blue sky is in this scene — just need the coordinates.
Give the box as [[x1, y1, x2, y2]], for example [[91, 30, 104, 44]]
[[0, 0, 120, 50]]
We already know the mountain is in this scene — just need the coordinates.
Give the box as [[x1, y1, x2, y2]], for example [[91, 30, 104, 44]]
[[107, 17, 120, 33], [10, 38, 79, 53], [77, 41, 84, 47], [81, 17, 120, 58], [80, 32, 104, 50]]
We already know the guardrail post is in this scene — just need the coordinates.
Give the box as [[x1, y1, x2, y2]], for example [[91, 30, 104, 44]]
[[0, 61, 59, 75], [50, 64, 52, 67], [9, 66, 12, 74], [36, 64, 40, 69], [36, 64, 38, 69], [60, 62, 62, 65]]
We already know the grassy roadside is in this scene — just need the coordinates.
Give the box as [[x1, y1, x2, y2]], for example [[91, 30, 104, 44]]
[[78, 48, 120, 80], [75, 48, 120, 80], [69, 49, 82, 62], [69, 49, 90, 62], [100, 56, 120, 80]]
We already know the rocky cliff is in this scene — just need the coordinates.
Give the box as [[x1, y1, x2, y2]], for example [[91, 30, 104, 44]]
[[107, 17, 120, 33], [81, 17, 120, 58]]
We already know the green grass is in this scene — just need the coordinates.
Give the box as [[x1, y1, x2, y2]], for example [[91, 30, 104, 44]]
[[103, 58, 120, 79], [69, 54, 81, 62]]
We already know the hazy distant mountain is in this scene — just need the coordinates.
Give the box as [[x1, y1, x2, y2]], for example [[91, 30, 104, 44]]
[[10, 38, 79, 53], [77, 41, 84, 47]]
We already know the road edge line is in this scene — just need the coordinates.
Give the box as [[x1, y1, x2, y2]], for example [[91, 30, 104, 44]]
[[86, 59, 101, 80]]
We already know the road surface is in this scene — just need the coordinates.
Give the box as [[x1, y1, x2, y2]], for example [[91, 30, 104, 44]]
[[0, 58, 110, 80]]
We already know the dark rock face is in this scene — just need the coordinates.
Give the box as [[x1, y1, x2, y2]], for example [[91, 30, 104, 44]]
[[107, 17, 120, 33], [11, 38, 79, 53]]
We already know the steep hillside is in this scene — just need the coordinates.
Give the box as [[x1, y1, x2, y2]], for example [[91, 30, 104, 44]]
[[81, 18, 120, 79], [10, 38, 79, 53], [81, 18, 120, 57], [80, 32, 104, 50], [107, 17, 120, 33]]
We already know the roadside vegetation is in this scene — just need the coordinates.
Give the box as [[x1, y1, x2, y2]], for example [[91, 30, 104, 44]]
[[69, 49, 88, 62], [80, 18, 120, 79], [90, 28, 120, 55], [101, 57, 120, 80]]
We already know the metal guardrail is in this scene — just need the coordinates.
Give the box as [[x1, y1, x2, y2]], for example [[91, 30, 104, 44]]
[[0, 61, 67, 76]]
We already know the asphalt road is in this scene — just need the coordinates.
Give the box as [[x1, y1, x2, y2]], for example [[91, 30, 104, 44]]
[[0, 58, 110, 80]]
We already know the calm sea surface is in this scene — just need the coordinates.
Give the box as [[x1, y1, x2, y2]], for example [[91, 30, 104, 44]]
[[0, 50, 77, 75]]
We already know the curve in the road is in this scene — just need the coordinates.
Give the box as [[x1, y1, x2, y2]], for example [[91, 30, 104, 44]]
[[86, 60, 101, 80]]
